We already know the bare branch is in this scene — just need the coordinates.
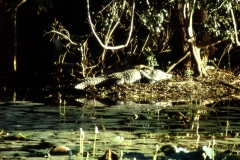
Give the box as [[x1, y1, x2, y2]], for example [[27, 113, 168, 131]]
[[99, 1, 113, 13], [230, 8, 240, 46], [138, 31, 151, 59], [218, 43, 232, 67], [210, 0, 227, 14], [167, 52, 190, 73], [86, 0, 135, 50], [16, 0, 27, 10], [185, 1, 207, 76]]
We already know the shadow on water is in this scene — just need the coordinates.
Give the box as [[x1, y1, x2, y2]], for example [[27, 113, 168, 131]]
[[1, 87, 240, 159]]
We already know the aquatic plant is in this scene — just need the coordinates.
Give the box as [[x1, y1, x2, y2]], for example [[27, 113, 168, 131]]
[[78, 128, 84, 156], [93, 126, 98, 156]]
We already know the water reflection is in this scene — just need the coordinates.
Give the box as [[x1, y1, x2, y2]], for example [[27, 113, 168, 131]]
[[1, 93, 240, 136]]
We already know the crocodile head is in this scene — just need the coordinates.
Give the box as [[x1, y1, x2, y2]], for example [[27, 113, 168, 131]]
[[140, 68, 172, 82]]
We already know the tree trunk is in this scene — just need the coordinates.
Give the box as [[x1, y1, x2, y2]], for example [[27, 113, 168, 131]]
[[170, 0, 191, 71]]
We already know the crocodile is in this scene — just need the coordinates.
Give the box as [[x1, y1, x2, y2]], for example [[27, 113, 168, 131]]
[[75, 68, 172, 90], [75, 97, 173, 108]]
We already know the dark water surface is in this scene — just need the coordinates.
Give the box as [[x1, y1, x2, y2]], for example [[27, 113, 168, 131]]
[[1, 91, 240, 159]]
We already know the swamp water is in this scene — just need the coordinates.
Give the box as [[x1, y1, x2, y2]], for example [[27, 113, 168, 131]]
[[1, 92, 240, 160]]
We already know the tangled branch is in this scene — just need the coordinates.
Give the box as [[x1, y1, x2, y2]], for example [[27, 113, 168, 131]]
[[86, 0, 135, 50]]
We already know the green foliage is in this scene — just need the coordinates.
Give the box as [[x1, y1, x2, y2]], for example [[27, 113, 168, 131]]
[[195, 0, 238, 41], [184, 68, 194, 77], [143, 47, 159, 68], [45, 0, 240, 73], [139, 6, 168, 34], [35, 0, 52, 14]]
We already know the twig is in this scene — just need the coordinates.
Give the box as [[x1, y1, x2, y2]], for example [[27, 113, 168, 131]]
[[138, 31, 151, 59], [218, 43, 232, 67], [167, 51, 190, 73], [219, 81, 240, 91], [210, 0, 227, 13], [99, 1, 113, 13], [16, 0, 27, 9], [44, 30, 77, 45]]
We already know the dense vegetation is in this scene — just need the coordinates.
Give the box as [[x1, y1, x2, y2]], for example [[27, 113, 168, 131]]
[[1, 0, 240, 78]]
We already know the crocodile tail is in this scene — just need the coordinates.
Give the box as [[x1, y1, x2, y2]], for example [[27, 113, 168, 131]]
[[75, 77, 109, 89], [75, 82, 87, 89]]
